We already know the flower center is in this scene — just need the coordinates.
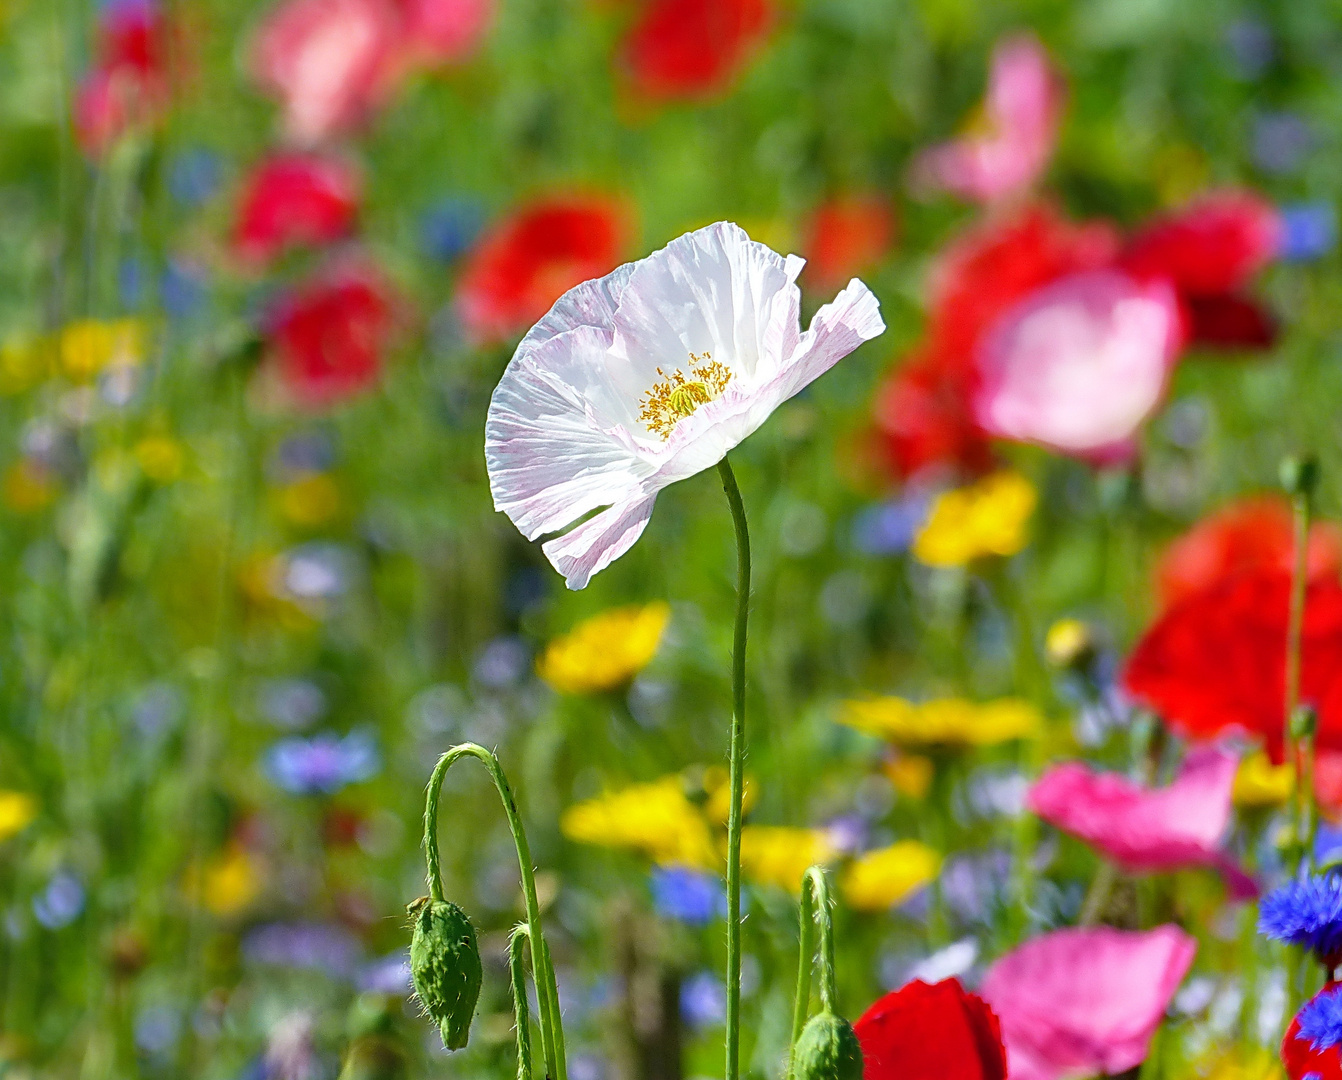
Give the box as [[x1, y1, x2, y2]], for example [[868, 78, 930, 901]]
[[639, 352, 731, 439]]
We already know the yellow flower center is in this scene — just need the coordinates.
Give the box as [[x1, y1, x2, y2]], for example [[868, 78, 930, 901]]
[[639, 352, 731, 439]]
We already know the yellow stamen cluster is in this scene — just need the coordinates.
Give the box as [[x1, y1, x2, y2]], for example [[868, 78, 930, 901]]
[[639, 352, 731, 439]]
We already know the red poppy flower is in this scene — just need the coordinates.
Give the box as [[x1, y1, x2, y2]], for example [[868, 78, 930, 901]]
[[74, 1, 174, 155], [802, 196, 896, 294], [621, 0, 771, 100], [234, 153, 362, 265], [266, 263, 398, 406], [455, 196, 628, 343], [1121, 192, 1282, 351], [872, 346, 994, 481], [1123, 570, 1342, 762], [1156, 496, 1342, 610], [1283, 985, 1342, 1080], [1121, 191, 1281, 298], [854, 978, 1006, 1080]]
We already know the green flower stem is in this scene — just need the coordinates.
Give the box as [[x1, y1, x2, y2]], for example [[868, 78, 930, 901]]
[[1285, 484, 1310, 850], [789, 866, 837, 1078], [424, 744, 567, 1080], [717, 456, 751, 1080], [508, 924, 536, 1080]]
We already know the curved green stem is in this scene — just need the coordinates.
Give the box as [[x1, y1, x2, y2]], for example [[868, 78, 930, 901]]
[[508, 925, 535, 1080], [717, 457, 751, 1080], [788, 868, 838, 1080], [424, 744, 567, 1080]]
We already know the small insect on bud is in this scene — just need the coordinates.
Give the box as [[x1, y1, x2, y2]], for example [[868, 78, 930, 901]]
[[791, 1011, 864, 1080], [407, 896, 483, 1050]]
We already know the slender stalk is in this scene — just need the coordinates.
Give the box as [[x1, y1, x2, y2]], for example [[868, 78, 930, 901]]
[[789, 868, 838, 1080], [424, 744, 567, 1080], [508, 925, 536, 1080], [1285, 483, 1310, 847], [717, 457, 751, 1080]]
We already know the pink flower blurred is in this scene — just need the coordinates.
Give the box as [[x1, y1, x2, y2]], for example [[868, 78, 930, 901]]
[[979, 926, 1196, 1080], [912, 34, 1062, 204], [74, 0, 174, 155], [250, 0, 490, 144], [971, 268, 1183, 461], [1027, 747, 1254, 895], [233, 153, 362, 265]]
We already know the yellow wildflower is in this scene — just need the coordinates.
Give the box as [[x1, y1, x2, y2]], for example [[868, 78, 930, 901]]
[[840, 696, 1041, 748], [537, 602, 670, 694], [1199, 1048, 1283, 1080], [0, 792, 37, 841], [277, 472, 343, 528], [59, 319, 142, 382], [0, 337, 48, 394], [1044, 618, 1092, 667], [738, 826, 837, 892], [3, 460, 55, 513], [842, 841, 941, 911], [186, 844, 263, 917], [882, 753, 934, 800], [561, 776, 717, 869], [913, 471, 1037, 567], [134, 436, 185, 484], [1233, 751, 1293, 809]]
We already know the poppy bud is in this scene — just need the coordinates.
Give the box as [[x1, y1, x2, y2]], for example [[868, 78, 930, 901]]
[[407, 897, 482, 1050], [1281, 454, 1320, 500], [791, 1011, 864, 1080]]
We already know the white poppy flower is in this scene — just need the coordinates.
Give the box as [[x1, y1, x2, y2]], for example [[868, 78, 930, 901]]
[[485, 221, 885, 589]]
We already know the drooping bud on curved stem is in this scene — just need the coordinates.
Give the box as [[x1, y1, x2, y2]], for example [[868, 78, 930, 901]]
[[788, 867, 862, 1080], [421, 743, 567, 1080]]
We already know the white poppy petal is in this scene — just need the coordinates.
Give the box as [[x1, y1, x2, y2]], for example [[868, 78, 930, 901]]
[[767, 277, 886, 404], [517, 262, 636, 355], [541, 494, 658, 591], [486, 323, 646, 539]]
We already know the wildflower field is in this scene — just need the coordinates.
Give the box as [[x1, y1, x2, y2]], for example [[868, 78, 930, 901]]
[[7, 0, 1342, 1078]]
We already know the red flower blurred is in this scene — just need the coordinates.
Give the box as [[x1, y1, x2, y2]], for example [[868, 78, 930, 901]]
[[1121, 191, 1282, 351], [74, 1, 174, 155], [266, 263, 398, 405], [1283, 985, 1342, 1080], [234, 153, 362, 265], [1123, 570, 1342, 763], [622, 0, 771, 100], [872, 346, 993, 482], [802, 196, 896, 295], [456, 196, 628, 343], [399, 0, 493, 64], [854, 978, 1006, 1080], [1156, 496, 1342, 610]]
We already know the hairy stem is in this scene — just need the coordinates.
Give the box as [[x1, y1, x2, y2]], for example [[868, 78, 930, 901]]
[[425, 744, 567, 1080], [717, 457, 751, 1080], [509, 925, 535, 1080]]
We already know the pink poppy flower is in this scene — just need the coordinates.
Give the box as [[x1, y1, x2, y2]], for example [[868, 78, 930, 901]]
[[73, 0, 174, 155], [251, 0, 403, 144], [971, 269, 1183, 461], [398, 0, 492, 64], [1027, 748, 1254, 896], [233, 153, 362, 265], [979, 926, 1196, 1080], [912, 34, 1062, 204]]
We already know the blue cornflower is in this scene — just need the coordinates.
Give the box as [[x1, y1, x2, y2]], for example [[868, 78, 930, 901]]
[[1298, 986, 1342, 1051], [650, 867, 725, 924], [1259, 874, 1342, 961], [264, 730, 379, 795]]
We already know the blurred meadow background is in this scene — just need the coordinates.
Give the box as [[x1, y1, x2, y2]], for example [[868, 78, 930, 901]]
[[3, 0, 1342, 1077]]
